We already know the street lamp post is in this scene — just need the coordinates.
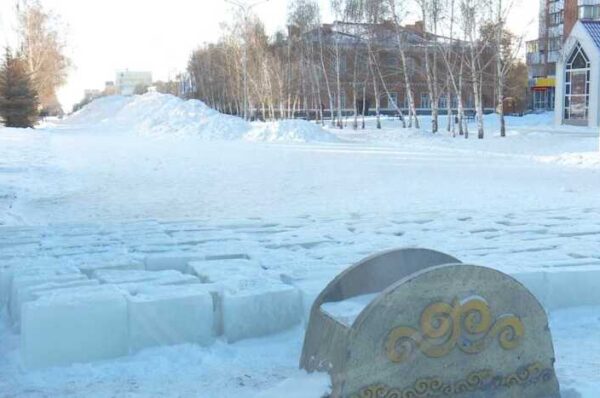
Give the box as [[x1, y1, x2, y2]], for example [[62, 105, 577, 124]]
[[224, 0, 269, 121]]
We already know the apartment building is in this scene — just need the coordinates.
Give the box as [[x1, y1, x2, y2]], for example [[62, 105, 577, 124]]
[[115, 70, 153, 96], [527, 0, 600, 110]]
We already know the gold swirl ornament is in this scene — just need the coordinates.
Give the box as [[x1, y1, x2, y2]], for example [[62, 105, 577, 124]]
[[384, 296, 524, 364]]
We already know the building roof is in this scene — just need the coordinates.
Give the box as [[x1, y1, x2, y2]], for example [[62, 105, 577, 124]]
[[580, 20, 600, 50]]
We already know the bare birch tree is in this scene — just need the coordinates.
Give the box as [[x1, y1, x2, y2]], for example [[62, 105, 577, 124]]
[[16, 0, 70, 115]]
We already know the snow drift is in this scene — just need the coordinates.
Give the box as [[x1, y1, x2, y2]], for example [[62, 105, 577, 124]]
[[246, 120, 338, 143], [64, 93, 337, 142], [64, 93, 250, 140]]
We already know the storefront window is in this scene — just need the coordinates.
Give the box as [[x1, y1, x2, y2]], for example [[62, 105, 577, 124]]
[[564, 43, 590, 124]]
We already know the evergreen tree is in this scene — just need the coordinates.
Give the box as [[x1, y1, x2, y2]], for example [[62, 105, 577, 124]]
[[0, 48, 39, 128]]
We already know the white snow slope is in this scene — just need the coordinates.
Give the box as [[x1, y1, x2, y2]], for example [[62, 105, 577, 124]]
[[0, 103, 599, 397], [63, 93, 338, 142]]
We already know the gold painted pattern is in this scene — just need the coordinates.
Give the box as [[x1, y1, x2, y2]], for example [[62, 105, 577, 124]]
[[351, 362, 554, 398], [385, 296, 524, 363]]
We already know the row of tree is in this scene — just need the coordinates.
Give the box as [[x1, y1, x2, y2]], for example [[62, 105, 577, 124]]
[[187, 0, 526, 139], [0, 0, 70, 128]]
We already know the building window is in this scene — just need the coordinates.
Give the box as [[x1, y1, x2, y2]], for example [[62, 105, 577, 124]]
[[465, 95, 474, 108], [401, 95, 410, 109], [451, 95, 458, 109], [438, 95, 447, 109], [580, 5, 600, 20], [420, 93, 431, 109], [387, 92, 398, 109], [548, 37, 562, 52], [548, 11, 563, 26], [564, 43, 590, 123], [533, 90, 547, 110]]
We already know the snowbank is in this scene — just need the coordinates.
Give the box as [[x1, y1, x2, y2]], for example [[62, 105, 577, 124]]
[[64, 93, 250, 140], [64, 93, 338, 143], [247, 120, 338, 143]]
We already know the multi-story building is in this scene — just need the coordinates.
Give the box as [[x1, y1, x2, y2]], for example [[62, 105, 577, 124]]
[[300, 21, 497, 117], [115, 70, 153, 96], [527, 0, 600, 111]]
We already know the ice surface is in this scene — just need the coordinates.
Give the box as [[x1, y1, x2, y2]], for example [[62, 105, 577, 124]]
[[220, 277, 302, 342], [127, 285, 214, 352], [114, 274, 201, 295], [9, 273, 87, 324], [144, 254, 203, 273], [510, 269, 600, 312], [187, 259, 261, 282], [0, 264, 13, 306], [320, 293, 379, 326], [20, 285, 128, 369], [78, 260, 144, 277], [92, 269, 185, 284], [188, 259, 302, 341], [546, 269, 600, 310], [12, 279, 100, 331], [510, 271, 549, 308]]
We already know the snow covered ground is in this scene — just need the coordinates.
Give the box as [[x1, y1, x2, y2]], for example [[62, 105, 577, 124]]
[[0, 94, 599, 397]]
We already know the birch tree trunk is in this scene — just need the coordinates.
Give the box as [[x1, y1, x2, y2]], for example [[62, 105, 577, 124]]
[[496, 0, 506, 137], [368, 44, 382, 129]]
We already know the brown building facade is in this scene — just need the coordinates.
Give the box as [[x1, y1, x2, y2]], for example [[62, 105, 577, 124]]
[[299, 21, 496, 119]]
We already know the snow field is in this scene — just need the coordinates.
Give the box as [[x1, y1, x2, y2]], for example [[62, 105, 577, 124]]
[[1, 104, 600, 395], [246, 119, 339, 143]]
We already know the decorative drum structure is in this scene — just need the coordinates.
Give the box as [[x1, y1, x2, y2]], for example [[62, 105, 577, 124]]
[[300, 248, 560, 398]]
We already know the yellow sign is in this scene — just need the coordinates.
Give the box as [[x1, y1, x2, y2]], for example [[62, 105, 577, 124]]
[[384, 296, 524, 364], [533, 77, 556, 88]]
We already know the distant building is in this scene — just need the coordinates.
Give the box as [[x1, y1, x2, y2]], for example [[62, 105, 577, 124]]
[[83, 89, 101, 101], [104, 81, 119, 96], [115, 70, 153, 96], [527, 0, 600, 111]]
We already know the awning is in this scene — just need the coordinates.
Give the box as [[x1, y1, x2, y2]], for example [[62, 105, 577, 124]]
[[532, 77, 556, 89]]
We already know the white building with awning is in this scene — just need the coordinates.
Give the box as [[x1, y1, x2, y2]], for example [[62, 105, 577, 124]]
[[555, 20, 600, 127]]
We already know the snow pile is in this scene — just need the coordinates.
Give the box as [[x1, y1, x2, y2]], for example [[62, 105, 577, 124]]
[[320, 293, 378, 326], [64, 93, 339, 142], [537, 152, 600, 169], [247, 120, 339, 143], [117, 93, 250, 139], [65, 93, 251, 140], [65, 96, 133, 126]]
